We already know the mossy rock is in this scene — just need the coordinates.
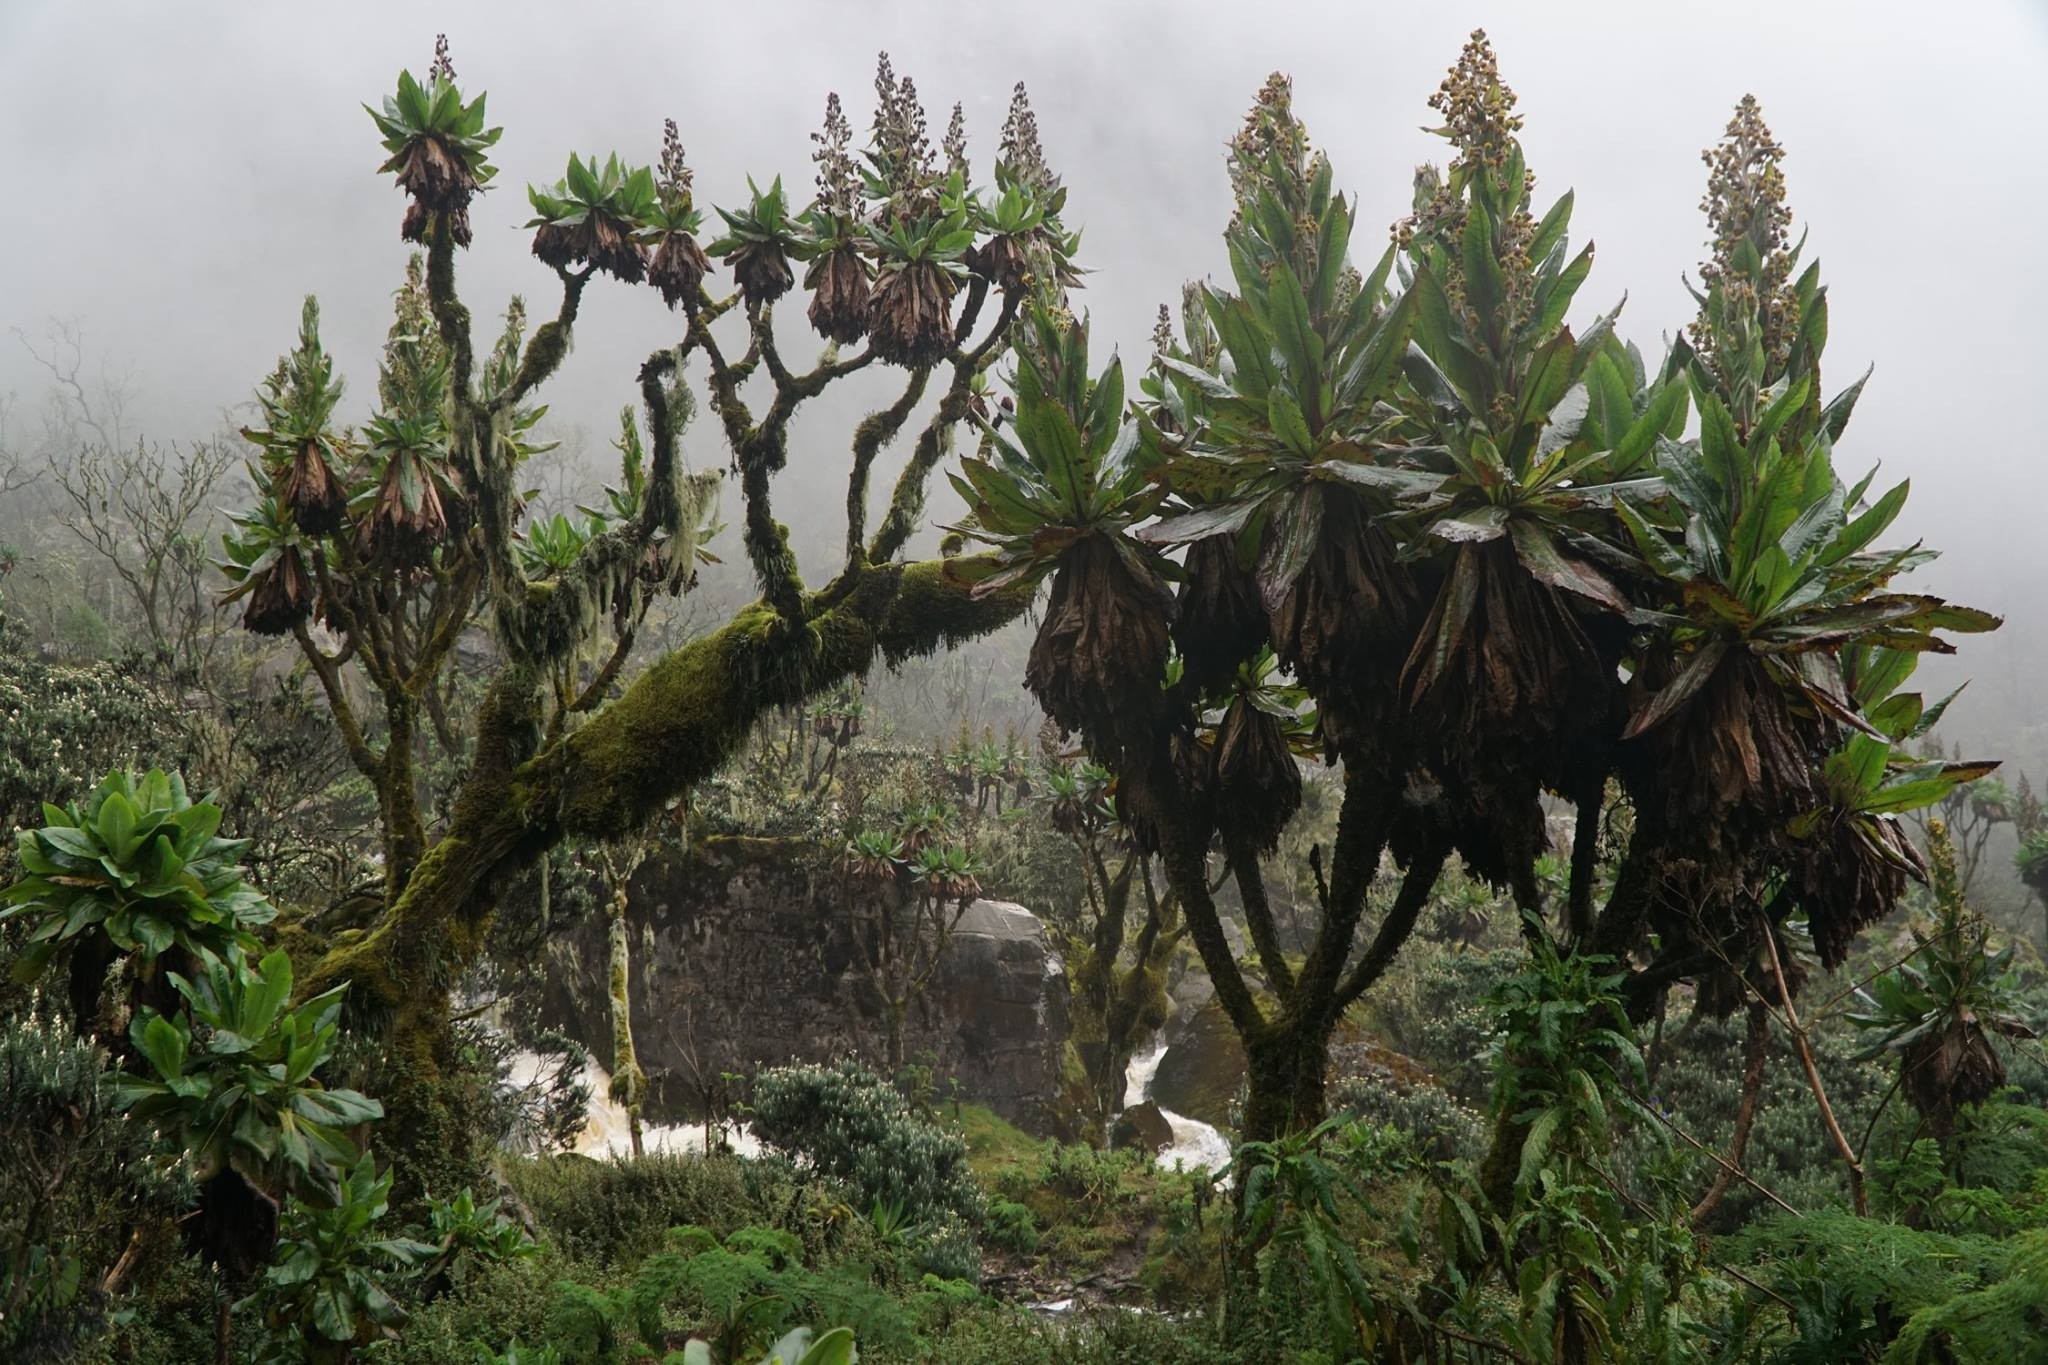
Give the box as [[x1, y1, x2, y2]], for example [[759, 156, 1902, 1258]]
[[1148, 999, 1243, 1129]]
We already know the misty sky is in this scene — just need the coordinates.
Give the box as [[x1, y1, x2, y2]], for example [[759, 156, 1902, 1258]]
[[2, 1, 2045, 755]]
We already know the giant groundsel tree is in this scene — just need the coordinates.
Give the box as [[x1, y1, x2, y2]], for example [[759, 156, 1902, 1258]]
[[960, 30, 1997, 1220], [222, 38, 1078, 1176]]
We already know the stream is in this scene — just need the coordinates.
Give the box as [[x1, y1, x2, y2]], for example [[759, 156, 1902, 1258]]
[[1120, 1035, 1234, 1175], [509, 1032, 1232, 1173], [505, 1050, 761, 1160]]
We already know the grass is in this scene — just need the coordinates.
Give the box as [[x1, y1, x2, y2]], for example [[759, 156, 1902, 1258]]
[[948, 1103, 1046, 1185]]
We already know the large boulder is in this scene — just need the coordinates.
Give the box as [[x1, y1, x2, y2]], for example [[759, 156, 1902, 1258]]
[[1110, 1100, 1175, 1155], [533, 836, 1073, 1136], [1148, 998, 1243, 1129]]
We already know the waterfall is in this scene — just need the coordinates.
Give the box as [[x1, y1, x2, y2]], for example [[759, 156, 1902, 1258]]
[[1121, 1035, 1234, 1175], [504, 1050, 760, 1160]]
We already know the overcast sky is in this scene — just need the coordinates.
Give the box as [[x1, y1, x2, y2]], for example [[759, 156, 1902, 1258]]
[[2, 0, 2044, 753]]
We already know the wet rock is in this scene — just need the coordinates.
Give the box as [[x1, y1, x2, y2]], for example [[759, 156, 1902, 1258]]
[[1110, 1100, 1175, 1155], [1148, 999, 1243, 1129]]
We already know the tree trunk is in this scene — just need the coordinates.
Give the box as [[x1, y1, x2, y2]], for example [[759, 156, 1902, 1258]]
[[1224, 1014, 1335, 1349], [1239, 1019, 1332, 1144], [377, 697, 427, 905], [884, 1000, 906, 1071], [1691, 1000, 1770, 1226], [607, 889, 647, 1159], [297, 560, 1031, 1199], [376, 999, 482, 1208]]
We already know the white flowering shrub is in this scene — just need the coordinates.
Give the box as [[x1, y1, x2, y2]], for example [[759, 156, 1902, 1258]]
[[0, 611, 184, 847]]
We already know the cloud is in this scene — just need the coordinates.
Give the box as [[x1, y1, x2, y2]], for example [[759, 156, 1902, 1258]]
[[2, 0, 2042, 746]]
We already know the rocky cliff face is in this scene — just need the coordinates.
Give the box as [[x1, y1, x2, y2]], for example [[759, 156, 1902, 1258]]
[[534, 836, 1073, 1136]]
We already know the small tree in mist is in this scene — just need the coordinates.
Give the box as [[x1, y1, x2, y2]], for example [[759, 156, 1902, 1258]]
[[219, 37, 1079, 1180]]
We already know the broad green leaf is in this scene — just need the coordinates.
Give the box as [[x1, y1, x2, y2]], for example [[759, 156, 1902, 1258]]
[[135, 1012, 186, 1080]]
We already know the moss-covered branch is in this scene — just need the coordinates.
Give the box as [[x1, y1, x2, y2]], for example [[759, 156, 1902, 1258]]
[[1334, 842, 1450, 1011], [845, 367, 931, 566], [299, 553, 1033, 1017], [493, 267, 588, 414], [868, 289, 1022, 565], [1227, 830, 1297, 998], [423, 220, 475, 403]]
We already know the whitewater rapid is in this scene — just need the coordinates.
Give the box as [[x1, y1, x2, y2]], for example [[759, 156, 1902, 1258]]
[[1121, 1036, 1234, 1174]]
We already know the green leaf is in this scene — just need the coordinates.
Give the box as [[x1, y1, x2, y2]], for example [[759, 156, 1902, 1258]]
[[96, 793, 137, 860], [1821, 367, 1871, 442], [1518, 329, 1577, 431], [1695, 389, 1743, 493], [1509, 520, 1628, 612], [1409, 269, 1483, 402], [135, 1012, 186, 1080], [1460, 202, 1503, 337], [1339, 284, 1419, 410], [1315, 461, 1446, 499], [1268, 387, 1315, 457], [1134, 494, 1270, 546], [794, 1327, 858, 1365], [1517, 1107, 1562, 1189], [1614, 380, 1688, 476], [1429, 505, 1509, 544], [1527, 190, 1573, 270], [1528, 241, 1595, 342], [1268, 262, 1323, 391], [1820, 478, 1908, 567], [131, 913, 174, 958], [312, 1282, 354, 1341]]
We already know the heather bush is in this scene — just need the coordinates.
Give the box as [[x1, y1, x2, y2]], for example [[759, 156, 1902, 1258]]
[[749, 1059, 985, 1230]]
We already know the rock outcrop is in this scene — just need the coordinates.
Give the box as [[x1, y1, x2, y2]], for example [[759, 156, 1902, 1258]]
[[534, 836, 1072, 1136], [1109, 1100, 1175, 1155]]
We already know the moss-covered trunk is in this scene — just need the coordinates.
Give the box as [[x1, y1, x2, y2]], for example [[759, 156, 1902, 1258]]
[[606, 887, 647, 1158], [299, 559, 1030, 1197], [377, 696, 427, 905], [1239, 1017, 1332, 1144], [1223, 1014, 1336, 1349]]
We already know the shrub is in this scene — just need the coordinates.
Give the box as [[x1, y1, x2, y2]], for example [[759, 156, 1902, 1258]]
[[0, 1019, 188, 1360], [418, 1186, 539, 1295], [4, 769, 275, 987], [373, 1253, 567, 1365], [1637, 1003, 1899, 1226], [1728, 1208, 2048, 1362], [1328, 1068, 1486, 1163], [919, 1303, 1234, 1363], [241, 1154, 433, 1363], [504, 1152, 865, 1269], [983, 1199, 1040, 1254], [541, 1223, 911, 1363], [749, 1059, 985, 1229], [1362, 943, 1518, 1105], [0, 612, 181, 854], [909, 1213, 981, 1284]]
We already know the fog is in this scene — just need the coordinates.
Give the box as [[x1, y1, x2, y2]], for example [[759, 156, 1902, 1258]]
[[2, 0, 2044, 758]]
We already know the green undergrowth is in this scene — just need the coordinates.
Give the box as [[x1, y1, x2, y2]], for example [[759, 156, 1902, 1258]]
[[949, 1104, 1228, 1311], [400, 1143, 1228, 1364]]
